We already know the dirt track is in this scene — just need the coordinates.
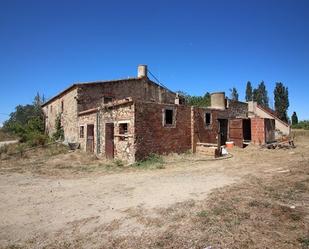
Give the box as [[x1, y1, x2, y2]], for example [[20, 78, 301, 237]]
[[0, 132, 308, 248]]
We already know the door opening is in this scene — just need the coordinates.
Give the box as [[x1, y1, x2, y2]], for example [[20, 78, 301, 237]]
[[105, 123, 114, 159], [218, 119, 228, 146], [86, 124, 95, 153]]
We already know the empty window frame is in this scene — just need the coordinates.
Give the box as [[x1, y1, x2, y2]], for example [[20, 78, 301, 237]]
[[61, 100, 64, 113], [80, 126, 84, 138], [119, 123, 128, 141], [163, 108, 175, 127], [103, 96, 113, 104], [205, 112, 212, 127]]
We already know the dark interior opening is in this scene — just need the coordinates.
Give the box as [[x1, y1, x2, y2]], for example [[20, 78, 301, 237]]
[[205, 113, 211, 126], [243, 119, 251, 141], [165, 109, 173, 125], [218, 119, 228, 145]]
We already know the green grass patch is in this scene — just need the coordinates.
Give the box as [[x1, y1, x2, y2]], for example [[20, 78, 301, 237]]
[[133, 153, 165, 169]]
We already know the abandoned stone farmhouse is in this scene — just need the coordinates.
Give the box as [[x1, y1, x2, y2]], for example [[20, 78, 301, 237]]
[[42, 65, 290, 163]]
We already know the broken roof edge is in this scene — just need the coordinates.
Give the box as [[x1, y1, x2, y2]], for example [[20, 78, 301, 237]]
[[42, 77, 142, 107], [256, 104, 290, 127], [42, 77, 175, 108]]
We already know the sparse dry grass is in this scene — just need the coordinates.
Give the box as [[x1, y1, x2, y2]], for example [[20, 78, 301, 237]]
[[1, 132, 309, 249], [33, 158, 307, 249], [0, 130, 17, 142]]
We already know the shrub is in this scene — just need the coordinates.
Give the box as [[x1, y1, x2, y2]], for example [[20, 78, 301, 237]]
[[27, 133, 49, 147], [133, 153, 164, 168], [52, 114, 64, 141]]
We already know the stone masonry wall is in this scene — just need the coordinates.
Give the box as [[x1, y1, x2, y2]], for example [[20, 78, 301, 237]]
[[101, 103, 135, 163], [77, 78, 176, 112], [78, 112, 98, 153], [134, 102, 191, 161], [42, 88, 78, 143]]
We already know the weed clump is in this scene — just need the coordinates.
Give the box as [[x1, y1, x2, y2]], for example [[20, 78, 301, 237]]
[[133, 153, 164, 169]]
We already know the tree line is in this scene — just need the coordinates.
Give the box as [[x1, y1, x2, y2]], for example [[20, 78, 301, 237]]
[[179, 81, 293, 124]]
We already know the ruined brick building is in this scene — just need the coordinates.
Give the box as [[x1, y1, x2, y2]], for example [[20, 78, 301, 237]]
[[42, 65, 289, 163]]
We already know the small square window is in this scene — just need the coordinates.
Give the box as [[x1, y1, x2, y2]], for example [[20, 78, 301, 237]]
[[103, 97, 113, 104], [80, 126, 84, 138], [205, 113, 211, 126], [119, 123, 128, 141], [119, 123, 128, 134]]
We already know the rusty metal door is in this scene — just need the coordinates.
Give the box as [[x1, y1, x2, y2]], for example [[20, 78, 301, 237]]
[[105, 123, 114, 159], [229, 119, 243, 147], [86, 124, 94, 153], [264, 119, 275, 143]]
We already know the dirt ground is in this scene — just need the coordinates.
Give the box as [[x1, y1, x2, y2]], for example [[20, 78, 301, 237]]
[[0, 130, 309, 249]]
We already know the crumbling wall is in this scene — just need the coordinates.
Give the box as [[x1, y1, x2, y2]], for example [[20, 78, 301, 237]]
[[227, 100, 248, 118], [134, 102, 191, 160], [78, 112, 98, 153], [42, 88, 78, 142], [193, 108, 219, 145], [77, 79, 176, 112], [101, 103, 135, 163]]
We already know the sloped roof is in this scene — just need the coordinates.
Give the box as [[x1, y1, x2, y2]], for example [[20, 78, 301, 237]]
[[41, 77, 141, 107], [257, 105, 289, 127]]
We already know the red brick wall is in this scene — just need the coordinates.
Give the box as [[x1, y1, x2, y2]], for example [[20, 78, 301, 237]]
[[251, 117, 265, 145], [134, 102, 191, 160], [193, 108, 220, 144]]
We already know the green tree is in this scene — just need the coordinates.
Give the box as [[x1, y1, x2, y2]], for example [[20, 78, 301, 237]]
[[230, 87, 239, 101], [52, 114, 64, 140], [245, 81, 253, 101], [274, 82, 289, 122], [253, 81, 269, 107], [177, 91, 211, 107], [291, 111, 298, 125], [3, 93, 47, 145]]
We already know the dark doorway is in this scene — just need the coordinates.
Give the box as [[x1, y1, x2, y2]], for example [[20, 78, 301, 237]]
[[218, 119, 228, 146], [105, 123, 114, 159], [243, 119, 251, 141], [86, 124, 94, 153]]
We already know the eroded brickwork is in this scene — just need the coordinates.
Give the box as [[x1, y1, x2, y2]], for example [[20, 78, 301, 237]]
[[134, 102, 191, 161], [227, 100, 248, 118], [251, 117, 265, 145], [193, 108, 222, 144]]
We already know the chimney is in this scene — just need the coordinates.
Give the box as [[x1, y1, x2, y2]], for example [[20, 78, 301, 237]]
[[137, 65, 147, 78]]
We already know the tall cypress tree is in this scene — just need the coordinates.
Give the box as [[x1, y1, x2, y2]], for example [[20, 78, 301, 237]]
[[230, 87, 239, 101], [245, 81, 253, 101], [253, 81, 269, 107], [274, 82, 289, 122], [291, 112, 298, 125], [258, 81, 269, 107]]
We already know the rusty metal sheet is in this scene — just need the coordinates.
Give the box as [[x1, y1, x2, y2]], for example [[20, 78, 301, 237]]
[[229, 119, 243, 129]]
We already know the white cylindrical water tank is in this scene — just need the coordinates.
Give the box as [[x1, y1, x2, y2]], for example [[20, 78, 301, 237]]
[[137, 65, 147, 78]]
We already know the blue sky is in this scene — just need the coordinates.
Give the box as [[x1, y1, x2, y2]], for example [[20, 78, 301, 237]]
[[1, 0, 309, 125]]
